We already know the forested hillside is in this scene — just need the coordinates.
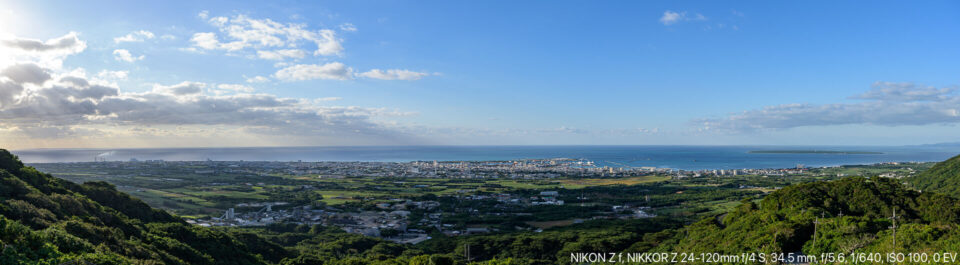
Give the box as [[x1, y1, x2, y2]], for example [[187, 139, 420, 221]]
[[910, 154, 960, 197], [630, 176, 960, 259], [0, 149, 276, 264]]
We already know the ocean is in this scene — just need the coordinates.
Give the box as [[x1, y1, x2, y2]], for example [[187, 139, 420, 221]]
[[12, 145, 958, 170]]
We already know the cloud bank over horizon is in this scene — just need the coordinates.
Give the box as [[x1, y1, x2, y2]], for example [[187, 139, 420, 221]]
[[0, 31, 425, 148], [697, 82, 960, 132]]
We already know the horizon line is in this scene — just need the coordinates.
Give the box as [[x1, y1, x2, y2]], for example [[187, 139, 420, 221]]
[[9, 142, 955, 152]]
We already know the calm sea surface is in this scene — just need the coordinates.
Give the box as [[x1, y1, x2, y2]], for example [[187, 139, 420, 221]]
[[12, 145, 958, 170]]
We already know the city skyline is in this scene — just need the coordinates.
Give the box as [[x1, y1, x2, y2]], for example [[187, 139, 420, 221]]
[[1, 0, 959, 149]]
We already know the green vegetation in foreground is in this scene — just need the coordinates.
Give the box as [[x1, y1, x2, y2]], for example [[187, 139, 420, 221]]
[[749, 150, 884, 154]]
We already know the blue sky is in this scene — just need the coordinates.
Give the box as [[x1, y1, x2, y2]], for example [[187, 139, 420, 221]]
[[0, 0, 958, 149]]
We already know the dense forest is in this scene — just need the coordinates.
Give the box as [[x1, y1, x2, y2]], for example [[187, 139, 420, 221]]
[[0, 149, 274, 264], [3, 148, 960, 264], [633, 176, 960, 256], [910, 154, 960, 197]]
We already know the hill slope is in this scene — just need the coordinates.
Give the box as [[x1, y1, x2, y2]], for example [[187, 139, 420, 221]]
[[910, 153, 960, 197], [626, 176, 960, 257], [0, 149, 276, 264]]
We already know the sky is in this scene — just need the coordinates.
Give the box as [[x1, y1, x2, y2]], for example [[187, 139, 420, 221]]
[[0, 0, 958, 149]]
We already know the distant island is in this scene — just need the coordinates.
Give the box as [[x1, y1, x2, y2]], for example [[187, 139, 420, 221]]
[[749, 150, 884, 154]]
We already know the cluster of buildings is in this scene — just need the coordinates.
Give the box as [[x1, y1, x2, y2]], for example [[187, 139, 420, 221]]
[[41, 157, 894, 182], [455, 191, 566, 206], [530, 191, 564, 206], [46, 158, 671, 180], [282, 158, 672, 179], [672, 167, 811, 178], [37, 156, 931, 183], [188, 203, 320, 227], [611, 205, 656, 218], [185, 199, 443, 244]]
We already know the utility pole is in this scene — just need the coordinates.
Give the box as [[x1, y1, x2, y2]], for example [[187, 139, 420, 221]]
[[465, 243, 471, 262], [813, 215, 819, 249], [813, 212, 827, 250], [889, 208, 899, 250]]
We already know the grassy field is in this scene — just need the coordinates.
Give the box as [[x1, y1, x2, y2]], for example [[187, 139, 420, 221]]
[[313, 190, 388, 205], [284, 175, 674, 205], [490, 175, 671, 190], [558, 175, 672, 188], [116, 186, 222, 217]]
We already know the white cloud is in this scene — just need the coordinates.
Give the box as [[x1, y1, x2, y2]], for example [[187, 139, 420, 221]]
[[313, 29, 343, 56], [178, 47, 201, 53], [696, 82, 960, 132], [660, 11, 683, 25], [0, 70, 408, 141], [190, 13, 344, 57], [358, 69, 429, 81], [274, 62, 352, 81], [217, 83, 255, 93], [536, 126, 588, 134], [152, 81, 205, 95], [96, 70, 128, 80], [0, 64, 117, 114], [114, 30, 155, 43], [0, 71, 410, 140], [851, 82, 955, 102], [179, 13, 432, 82], [190, 32, 223, 50], [599, 128, 661, 136], [1, 63, 50, 85], [1, 32, 87, 69], [160, 34, 177, 41], [198, 10, 209, 19], [245, 75, 270, 83], [256, 49, 306, 60], [316, 97, 342, 102], [339, 23, 357, 32], [2, 32, 86, 53], [190, 32, 243, 51], [209, 16, 228, 27], [113, 49, 144, 62], [659, 10, 707, 25]]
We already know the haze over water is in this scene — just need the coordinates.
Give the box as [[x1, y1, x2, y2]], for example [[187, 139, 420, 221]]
[[14, 145, 958, 170]]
